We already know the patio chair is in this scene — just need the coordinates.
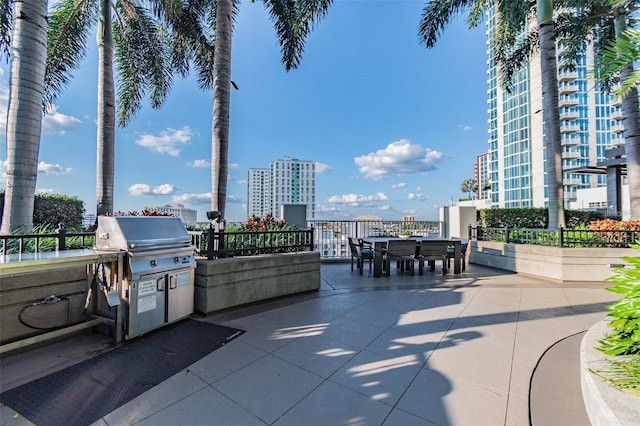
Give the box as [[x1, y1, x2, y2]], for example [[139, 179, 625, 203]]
[[446, 240, 469, 272], [383, 240, 419, 276], [418, 240, 449, 275], [349, 237, 373, 276]]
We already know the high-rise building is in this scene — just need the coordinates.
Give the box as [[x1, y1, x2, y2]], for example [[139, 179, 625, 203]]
[[270, 156, 316, 219], [248, 157, 316, 220], [247, 168, 272, 218], [485, 6, 623, 209]]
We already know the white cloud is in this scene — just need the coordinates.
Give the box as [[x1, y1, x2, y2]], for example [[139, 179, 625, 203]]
[[407, 193, 427, 201], [459, 124, 473, 131], [0, 160, 6, 176], [379, 205, 391, 211], [325, 192, 388, 206], [354, 139, 444, 180], [38, 161, 72, 175], [188, 159, 210, 168], [36, 188, 56, 194], [391, 182, 406, 189], [129, 183, 176, 196], [316, 162, 331, 173], [42, 105, 82, 134], [229, 163, 240, 169], [227, 195, 242, 203], [135, 126, 192, 156], [172, 193, 211, 204]]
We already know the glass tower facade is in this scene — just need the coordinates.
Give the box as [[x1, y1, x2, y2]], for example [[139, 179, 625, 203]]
[[485, 6, 623, 209]]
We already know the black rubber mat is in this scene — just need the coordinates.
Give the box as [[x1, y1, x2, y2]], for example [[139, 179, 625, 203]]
[[0, 319, 244, 426]]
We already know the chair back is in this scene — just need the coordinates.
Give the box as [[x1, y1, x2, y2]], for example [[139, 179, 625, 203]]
[[420, 241, 449, 259], [348, 237, 361, 256], [386, 240, 419, 259]]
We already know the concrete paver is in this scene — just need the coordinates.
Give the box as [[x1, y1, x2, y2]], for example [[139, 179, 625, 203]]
[[0, 263, 618, 426]]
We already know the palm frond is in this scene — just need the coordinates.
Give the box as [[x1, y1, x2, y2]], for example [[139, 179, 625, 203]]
[[0, 0, 12, 60], [264, 0, 332, 71], [419, 0, 481, 48], [114, 0, 174, 126], [44, 0, 99, 109], [595, 28, 640, 98]]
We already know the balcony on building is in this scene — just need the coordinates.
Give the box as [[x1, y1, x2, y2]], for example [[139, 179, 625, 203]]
[[558, 70, 578, 81], [611, 123, 625, 133], [558, 95, 579, 108], [562, 149, 581, 160], [559, 109, 580, 120], [610, 108, 623, 120], [560, 123, 580, 133], [563, 177, 583, 186], [610, 97, 622, 107], [561, 133, 580, 146], [558, 82, 578, 94], [609, 135, 625, 147]]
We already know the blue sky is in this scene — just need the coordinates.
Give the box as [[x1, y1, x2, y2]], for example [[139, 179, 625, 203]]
[[0, 0, 488, 223]]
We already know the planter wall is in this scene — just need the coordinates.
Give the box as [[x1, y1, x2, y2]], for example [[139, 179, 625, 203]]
[[469, 241, 634, 282], [194, 251, 321, 314], [0, 267, 88, 344], [581, 320, 640, 426]]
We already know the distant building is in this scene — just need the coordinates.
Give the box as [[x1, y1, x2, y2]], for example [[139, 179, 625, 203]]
[[353, 215, 383, 221], [248, 156, 316, 220], [475, 153, 490, 201], [147, 204, 197, 227], [401, 216, 415, 222], [247, 168, 272, 219]]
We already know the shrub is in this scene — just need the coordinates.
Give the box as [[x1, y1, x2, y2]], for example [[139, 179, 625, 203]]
[[598, 243, 640, 356], [477, 207, 604, 229], [0, 191, 85, 229]]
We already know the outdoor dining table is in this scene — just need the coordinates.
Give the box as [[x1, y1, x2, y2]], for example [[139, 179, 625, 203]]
[[362, 237, 462, 277]]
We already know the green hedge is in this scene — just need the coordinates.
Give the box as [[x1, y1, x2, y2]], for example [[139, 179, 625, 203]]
[[0, 192, 85, 230], [477, 208, 604, 229]]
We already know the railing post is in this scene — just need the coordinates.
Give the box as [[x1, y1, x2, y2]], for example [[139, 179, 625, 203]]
[[56, 223, 67, 251], [207, 225, 214, 260], [468, 224, 472, 240], [559, 226, 564, 248], [504, 226, 510, 244], [309, 226, 315, 251]]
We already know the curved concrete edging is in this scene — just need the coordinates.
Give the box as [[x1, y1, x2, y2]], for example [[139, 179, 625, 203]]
[[580, 320, 640, 426]]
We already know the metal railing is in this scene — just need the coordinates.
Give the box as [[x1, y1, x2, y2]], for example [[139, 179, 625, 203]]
[[189, 228, 314, 259], [469, 226, 640, 248], [190, 220, 443, 260], [0, 226, 95, 254]]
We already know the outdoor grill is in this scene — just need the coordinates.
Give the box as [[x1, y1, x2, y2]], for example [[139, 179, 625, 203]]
[[95, 216, 196, 339]]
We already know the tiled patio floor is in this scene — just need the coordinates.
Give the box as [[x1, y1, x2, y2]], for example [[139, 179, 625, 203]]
[[1, 262, 617, 425]]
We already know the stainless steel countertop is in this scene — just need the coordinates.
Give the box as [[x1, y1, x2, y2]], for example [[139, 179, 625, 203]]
[[1, 248, 123, 274]]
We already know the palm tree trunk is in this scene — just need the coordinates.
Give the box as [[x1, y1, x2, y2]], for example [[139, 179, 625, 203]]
[[537, 0, 565, 230], [1, 0, 48, 233], [613, 10, 640, 220], [96, 0, 115, 216], [211, 0, 232, 219]]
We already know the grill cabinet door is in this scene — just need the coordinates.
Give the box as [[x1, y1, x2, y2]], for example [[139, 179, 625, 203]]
[[167, 269, 194, 323], [128, 274, 166, 338]]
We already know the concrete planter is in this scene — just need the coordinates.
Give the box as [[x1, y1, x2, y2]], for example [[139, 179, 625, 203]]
[[469, 241, 634, 282], [194, 251, 321, 314], [581, 320, 640, 426]]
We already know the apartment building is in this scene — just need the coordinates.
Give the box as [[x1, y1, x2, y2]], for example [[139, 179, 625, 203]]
[[248, 157, 316, 220], [485, 6, 623, 209]]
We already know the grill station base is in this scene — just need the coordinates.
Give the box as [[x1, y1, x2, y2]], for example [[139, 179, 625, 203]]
[[93, 216, 196, 341]]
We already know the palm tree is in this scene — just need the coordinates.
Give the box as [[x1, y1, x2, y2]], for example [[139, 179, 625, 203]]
[[0, 0, 49, 233], [539, 0, 639, 219], [166, 0, 332, 219], [460, 178, 478, 200], [45, 0, 172, 216], [419, 0, 566, 229]]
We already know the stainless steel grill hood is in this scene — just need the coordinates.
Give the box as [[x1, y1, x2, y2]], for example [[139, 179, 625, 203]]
[[95, 216, 192, 252]]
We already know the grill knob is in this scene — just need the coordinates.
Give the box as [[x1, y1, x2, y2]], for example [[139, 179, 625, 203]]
[[174, 257, 180, 263], [150, 260, 156, 267]]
